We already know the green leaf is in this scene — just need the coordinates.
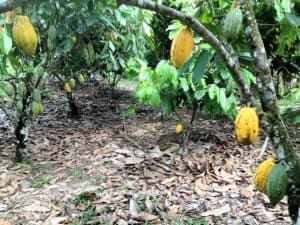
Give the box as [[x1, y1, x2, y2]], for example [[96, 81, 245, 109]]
[[84, 15, 99, 27], [192, 50, 212, 85], [120, 105, 136, 117], [293, 114, 300, 125], [61, 38, 73, 53], [208, 84, 218, 100], [219, 88, 229, 112], [179, 77, 189, 92], [154, 60, 178, 90], [241, 68, 256, 87], [161, 96, 173, 115], [285, 12, 300, 27], [220, 69, 231, 80], [76, 21, 87, 34], [0, 29, 12, 55], [178, 51, 197, 76], [136, 81, 160, 107], [194, 90, 206, 101]]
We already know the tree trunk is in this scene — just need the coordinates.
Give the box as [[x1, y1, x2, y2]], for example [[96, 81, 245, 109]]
[[14, 114, 29, 162], [67, 93, 79, 118]]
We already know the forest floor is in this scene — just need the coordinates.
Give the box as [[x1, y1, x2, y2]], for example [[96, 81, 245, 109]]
[[0, 80, 299, 225]]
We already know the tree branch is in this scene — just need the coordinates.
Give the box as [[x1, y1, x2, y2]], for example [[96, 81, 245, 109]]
[[0, 0, 47, 13], [116, 0, 253, 105]]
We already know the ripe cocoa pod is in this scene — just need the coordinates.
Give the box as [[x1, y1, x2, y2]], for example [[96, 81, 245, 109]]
[[175, 124, 183, 134], [64, 83, 72, 93], [253, 158, 275, 192], [12, 15, 38, 56], [234, 107, 259, 145], [170, 27, 194, 68]]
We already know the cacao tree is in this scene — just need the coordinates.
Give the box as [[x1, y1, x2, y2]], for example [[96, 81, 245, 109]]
[[0, 11, 51, 162], [117, 0, 300, 223], [0, 0, 154, 161]]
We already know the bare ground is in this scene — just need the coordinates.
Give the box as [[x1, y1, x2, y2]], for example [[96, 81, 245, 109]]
[[0, 81, 299, 225]]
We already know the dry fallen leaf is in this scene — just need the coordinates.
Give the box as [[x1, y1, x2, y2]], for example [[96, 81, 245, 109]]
[[161, 176, 177, 187], [49, 216, 70, 225], [241, 186, 253, 198], [131, 212, 159, 222], [167, 205, 179, 217], [194, 178, 208, 197], [201, 204, 231, 217], [93, 148, 102, 155], [0, 219, 12, 225], [129, 199, 139, 217], [124, 157, 144, 165], [145, 196, 153, 213]]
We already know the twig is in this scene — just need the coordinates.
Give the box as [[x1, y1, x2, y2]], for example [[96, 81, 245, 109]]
[[121, 134, 143, 149]]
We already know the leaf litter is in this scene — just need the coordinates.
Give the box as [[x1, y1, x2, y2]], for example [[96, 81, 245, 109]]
[[0, 81, 297, 225]]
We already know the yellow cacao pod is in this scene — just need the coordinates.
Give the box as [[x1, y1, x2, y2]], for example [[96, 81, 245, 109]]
[[234, 107, 259, 145], [170, 27, 194, 68], [175, 124, 183, 134], [12, 15, 38, 56], [253, 158, 275, 192], [64, 83, 72, 93]]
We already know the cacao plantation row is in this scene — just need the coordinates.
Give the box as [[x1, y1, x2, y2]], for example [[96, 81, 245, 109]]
[[0, 0, 299, 224]]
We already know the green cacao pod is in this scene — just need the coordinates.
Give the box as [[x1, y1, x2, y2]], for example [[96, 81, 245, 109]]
[[68, 78, 76, 89], [31, 101, 40, 115], [223, 7, 243, 41], [16, 100, 23, 113], [48, 25, 57, 41], [234, 107, 259, 145], [39, 103, 44, 114], [87, 42, 95, 64], [3, 82, 15, 97], [7, 98, 15, 109], [18, 81, 27, 97], [77, 74, 85, 84], [32, 89, 41, 102], [265, 163, 288, 206], [253, 158, 275, 192], [12, 15, 38, 56]]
